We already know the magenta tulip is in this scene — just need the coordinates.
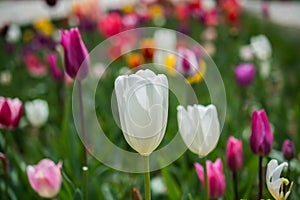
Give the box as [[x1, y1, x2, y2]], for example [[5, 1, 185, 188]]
[[0, 97, 22, 129], [47, 53, 63, 82], [27, 159, 62, 198], [282, 139, 295, 161], [194, 158, 226, 199], [60, 28, 89, 79], [234, 63, 256, 87], [250, 109, 273, 156], [226, 136, 243, 171]]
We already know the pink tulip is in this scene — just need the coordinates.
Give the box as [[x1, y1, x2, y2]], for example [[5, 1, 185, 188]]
[[27, 159, 62, 198], [24, 53, 48, 78], [60, 28, 90, 79], [194, 158, 226, 199], [250, 109, 273, 156], [0, 97, 22, 129], [98, 13, 123, 38], [226, 136, 243, 171], [47, 53, 63, 82]]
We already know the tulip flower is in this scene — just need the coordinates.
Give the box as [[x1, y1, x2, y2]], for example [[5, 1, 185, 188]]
[[23, 53, 48, 78], [177, 104, 220, 157], [250, 109, 273, 156], [226, 136, 243, 171], [239, 45, 254, 61], [25, 99, 49, 128], [153, 29, 177, 65], [226, 136, 243, 200], [234, 63, 256, 87], [176, 47, 198, 76], [98, 13, 123, 38], [0, 97, 22, 130], [266, 159, 293, 200], [47, 53, 63, 82], [250, 109, 273, 199], [114, 69, 168, 156], [250, 35, 272, 61], [27, 159, 62, 198], [60, 28, 89, 79], [282, 139, 295, 161], [194, 158, 226, 199]]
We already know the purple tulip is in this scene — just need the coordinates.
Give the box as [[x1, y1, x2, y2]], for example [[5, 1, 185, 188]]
[[0, 97, 23, 130], [27, 159, 62, 198], [47, 53, 63, 82], [234, 63, 256, 87], [226, 136, 243, 171], [250, 109, 273, 156], [282, 139, 295, 161], [60, 28, 89, 79]]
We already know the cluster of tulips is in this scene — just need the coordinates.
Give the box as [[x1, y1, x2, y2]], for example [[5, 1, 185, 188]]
[[0, 24, 296, 200]]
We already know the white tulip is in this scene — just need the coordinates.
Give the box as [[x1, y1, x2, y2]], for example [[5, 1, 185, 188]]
[[250, 35, 272, 61], [177, 104, 220, 157], [25, 99, 49, 128], [115, 69, 169, 156], [6, 24, 21, 43], [153, 29, 177, 66], [239, 45, 254, 61], [266, 159, 293, 200], [202, 0, 216, 12]]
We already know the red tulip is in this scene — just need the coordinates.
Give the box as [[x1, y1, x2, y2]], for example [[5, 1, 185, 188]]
[[194, 158, 226, 199], [60, 28, 90, 79], [24, 53, 48, 78], [226, 136, 243, 171], [0, 97, 22, 130], [98, 13, 123, 38], [250, 109, 273, 156]]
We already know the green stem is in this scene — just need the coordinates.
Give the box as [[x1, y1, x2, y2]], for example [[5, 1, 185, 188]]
[[78, 81, 88, 200], [232, 170, 238, 200], [4, 130, 8, 199], [258, 156, 263, 200], [143, 156, 151, 200], [204, 157, 209, 200]]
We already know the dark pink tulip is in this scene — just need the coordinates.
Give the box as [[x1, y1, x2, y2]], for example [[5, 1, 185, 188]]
[[234, 63, 256, 87], [60, 28, 89, 79], [226, 136, 243, 171], [27, 159, 62, 198], [282, 139, 295, 161], [0, 97, 23, 129], [47, 53, 63, 82], [194, 158, 226, 199], [250, 109, 273, 156], [98, 13, 123, 38]]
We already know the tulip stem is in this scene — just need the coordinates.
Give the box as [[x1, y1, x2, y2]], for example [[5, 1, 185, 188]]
[[258, 156, 263, 199], [203, 157, 209, 200], [4, 130, 8, 199], [143, 156, 151, 200], [78, 81, 88, 200], [232, 171, 238, 200]]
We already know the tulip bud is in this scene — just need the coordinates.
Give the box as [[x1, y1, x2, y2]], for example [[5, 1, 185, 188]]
[[27, 159, 62, 198], [226, 136, 243, 171], [282, 139, 295, 161], [115, 69, 168, 156], [60, 28, 89, 79], [250, 109, 273, 156], [194, 158, 226, 199], [0, 97, 22, 129], [177, 104, 220, 157], [47, 53, 63, 82], [25, 99, 49, 128], [234, 63, 256, 87]]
